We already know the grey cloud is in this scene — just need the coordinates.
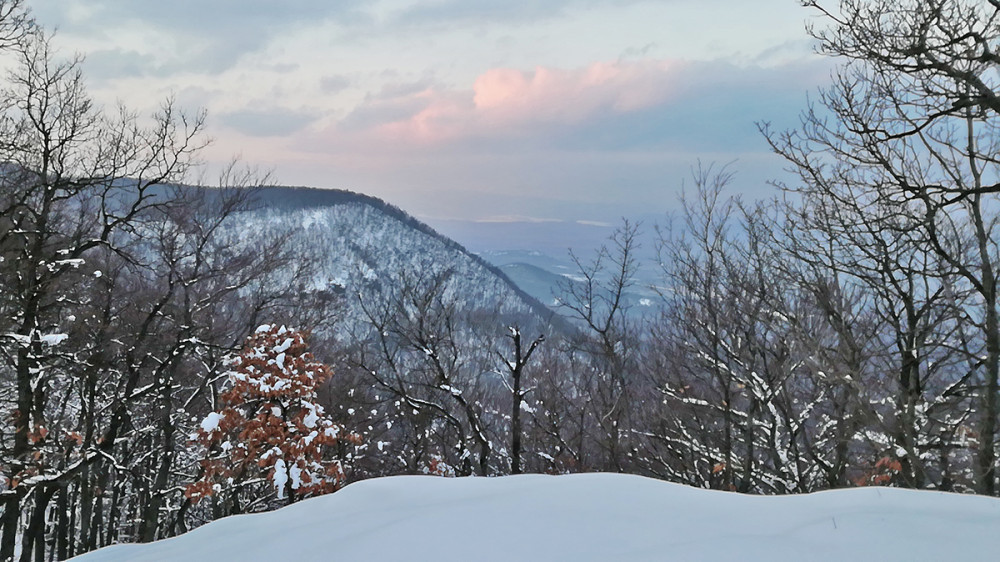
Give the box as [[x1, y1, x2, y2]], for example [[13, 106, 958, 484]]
[[338, 95, 433, 132], [80, 48, 158, 80], [395, 0, 647, 26], [320, 75, 351, 93], [264, 63, 301, 74], [335, 79, 443, 130], [80, 40, 257, 79], [37, 1, 368, 34], [35, 1, 370, 76], [619, 43, 657, 61], [338, 78, 471, 131], [753, 38, 822, 65], [397, 0, 567, 25], [550, 59, 834, 153], [219, 107, 319, 137], [365, 79, 436, 101]]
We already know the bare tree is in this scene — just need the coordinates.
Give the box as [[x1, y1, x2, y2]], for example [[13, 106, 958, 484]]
[[558, 219, 641, 472], [498, 327, 543, 474], [766, 0, 1000, 494], [351, 269, 499, 477]]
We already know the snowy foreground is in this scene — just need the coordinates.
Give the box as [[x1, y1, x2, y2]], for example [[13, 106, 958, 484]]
[[75, 473, 1000, 561]]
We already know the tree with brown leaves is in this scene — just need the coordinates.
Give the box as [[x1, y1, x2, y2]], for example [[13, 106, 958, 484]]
[[186, 325, 359, 512]]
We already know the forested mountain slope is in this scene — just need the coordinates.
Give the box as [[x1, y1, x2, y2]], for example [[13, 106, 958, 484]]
[[237, 186, 556, 333]]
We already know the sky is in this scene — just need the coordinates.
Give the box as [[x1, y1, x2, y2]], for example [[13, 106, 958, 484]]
[[31, 0, 834, 225]]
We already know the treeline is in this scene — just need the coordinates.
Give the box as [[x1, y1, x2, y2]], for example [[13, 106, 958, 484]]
[[1, 0, 1000, 560]]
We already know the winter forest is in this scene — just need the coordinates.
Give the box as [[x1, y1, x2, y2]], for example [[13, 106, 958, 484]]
[[3, 0, 1000, 559]]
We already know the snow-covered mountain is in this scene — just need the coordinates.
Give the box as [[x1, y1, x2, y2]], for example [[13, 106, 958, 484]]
[[74, 473, 1000, 561], [234, 186, 557, 333]]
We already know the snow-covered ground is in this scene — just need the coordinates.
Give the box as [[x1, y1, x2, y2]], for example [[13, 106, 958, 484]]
[[75, 473, 1000, 561]]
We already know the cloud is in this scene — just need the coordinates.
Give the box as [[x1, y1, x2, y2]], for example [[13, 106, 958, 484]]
[[326, 59, 683, 146], [265, 63, 301, 75], [34, 1, 370, 75], [80, 48, 159, 80], [219, 107, 320, 137], [314, 56, 828, 152], [395, 0, 648, 26], [274, 55, 829, 221], [472, 61, 678, 117], [320, 75, 352, 93], [112, 1, 355, 28], [548, 59, 833, 152], [338, 82, 458, 134]]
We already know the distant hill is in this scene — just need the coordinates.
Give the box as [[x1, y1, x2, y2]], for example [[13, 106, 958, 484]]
[[498, 262, 570, 308], [486, 253, 660, 321]]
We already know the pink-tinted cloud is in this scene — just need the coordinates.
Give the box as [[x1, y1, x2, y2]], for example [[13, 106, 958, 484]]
[[473, 60, 679, 116], [335, 58, 683, 145], [276, 56, 831, 223]]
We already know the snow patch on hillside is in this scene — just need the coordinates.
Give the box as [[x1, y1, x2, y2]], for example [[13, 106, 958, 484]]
[[74, 473, 1000, 561]]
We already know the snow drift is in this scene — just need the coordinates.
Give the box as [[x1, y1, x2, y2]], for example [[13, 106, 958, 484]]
[[75, 473, 1000, 561]]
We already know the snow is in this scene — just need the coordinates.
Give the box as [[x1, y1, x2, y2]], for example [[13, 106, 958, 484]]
[[302, 404, 320, 428], [39, 333, 68, 345], [289, 463, 303, 490], [73, 473, 1000, 561], [199, 412, 223, 434], [273, 337, 294, 354], [52, 258, 85, 269], [272, 458, 288, 497], [3, 333, 31, 345]]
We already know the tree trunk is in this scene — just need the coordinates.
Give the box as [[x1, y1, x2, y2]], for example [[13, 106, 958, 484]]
[[56, 485, 68, 561], [978, 279, 998, 495], [511, 364, 523, 475], [19, 485, 55, 562], [1, 490, 25, 560]]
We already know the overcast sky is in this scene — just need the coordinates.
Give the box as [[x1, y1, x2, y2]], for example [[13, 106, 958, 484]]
[[32, 0, 833, 224]]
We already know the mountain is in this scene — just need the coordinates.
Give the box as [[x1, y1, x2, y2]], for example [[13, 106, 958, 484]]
[[234, 186, 558, 333], [76, 473, 1000, 561]]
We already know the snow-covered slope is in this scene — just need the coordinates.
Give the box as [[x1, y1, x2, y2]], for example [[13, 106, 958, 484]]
[[74, 473, 1000, 561], [232, 186, 555, 331]]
